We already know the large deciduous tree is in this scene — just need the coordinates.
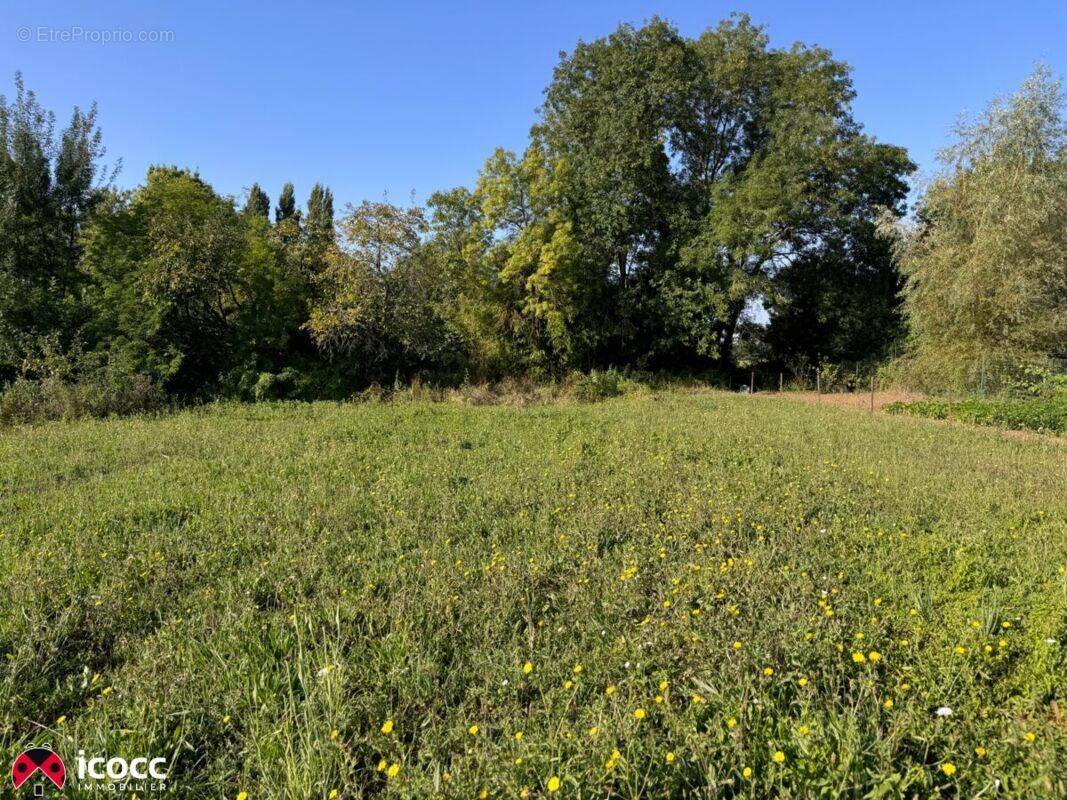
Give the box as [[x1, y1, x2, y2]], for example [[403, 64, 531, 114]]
[[307, 200, 463, 380], [523, 15, 914, 372], [82, 167, 306, 395], [887, 66, 1066, 391]]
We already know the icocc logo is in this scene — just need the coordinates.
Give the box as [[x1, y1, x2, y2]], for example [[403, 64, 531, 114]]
[[76, 750, 170, 783], [11, 745, 171, 794]]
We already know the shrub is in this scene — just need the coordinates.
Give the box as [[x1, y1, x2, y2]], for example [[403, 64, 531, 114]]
[[0, 369, 165, 425], [886, 396, 1067, 434], [569, 369, 625, 402], [0, 338, 166, 425]]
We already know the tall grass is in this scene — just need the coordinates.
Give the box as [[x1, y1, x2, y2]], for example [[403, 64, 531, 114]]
[[0, 391, 1063, 797]]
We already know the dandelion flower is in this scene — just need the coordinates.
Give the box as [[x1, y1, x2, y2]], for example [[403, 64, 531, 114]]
[[386, 763, 400, 778], [468, 724, 479, 735], [742, 767, 752, 778], [237, 793, 248, 800], [633, 708, 646, 720], [797, 677, 808, 687], [868, 651, 881, 662], [772, 751, 786, 764], [547, 776, 560, 792], [1023, 731, 1036, 743], [941, 762, 956, 776], [380, 719, 393, 734], [975, 746, 987, 757], [330, 729, 340, 740], [852, 652, 866, 664], [377, 759, 387, 771], [329, 791, 338, 800], [523, 661, 533, 675], [763, 667, 774, 677], [605, 685, 616, 696], [665, 751, 676, 764], [727, 717, 737, 729]]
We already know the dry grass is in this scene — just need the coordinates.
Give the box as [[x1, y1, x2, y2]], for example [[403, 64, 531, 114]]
[[771, 389, 925, 412]]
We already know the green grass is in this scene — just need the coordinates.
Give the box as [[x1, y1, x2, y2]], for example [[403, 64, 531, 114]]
[[1, 390, 1065, 798], [885, 396, 1067, 435]]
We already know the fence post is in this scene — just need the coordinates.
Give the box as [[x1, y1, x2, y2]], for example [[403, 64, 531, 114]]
[[779, 372, 783, 392], [750, 371, 755, 394], [870, 373, 875, 412], [816, 372, 821, 395]]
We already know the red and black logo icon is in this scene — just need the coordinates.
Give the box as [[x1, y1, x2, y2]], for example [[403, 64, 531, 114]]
[[11, 746, 66, 791]]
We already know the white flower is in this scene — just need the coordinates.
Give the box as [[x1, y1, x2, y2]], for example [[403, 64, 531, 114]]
[[935, 706, 953, 717]]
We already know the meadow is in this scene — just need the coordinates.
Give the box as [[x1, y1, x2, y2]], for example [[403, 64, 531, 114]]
[[1, 390, 1064, 798]]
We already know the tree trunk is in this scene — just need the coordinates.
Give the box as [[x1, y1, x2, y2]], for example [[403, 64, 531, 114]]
[[717, 301, 744, 371]]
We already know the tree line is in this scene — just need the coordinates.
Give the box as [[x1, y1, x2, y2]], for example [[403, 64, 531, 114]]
[[1, 15, 1063, 411]]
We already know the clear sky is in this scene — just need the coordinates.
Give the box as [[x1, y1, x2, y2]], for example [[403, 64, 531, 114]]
[[2, 1, 1064, 211]]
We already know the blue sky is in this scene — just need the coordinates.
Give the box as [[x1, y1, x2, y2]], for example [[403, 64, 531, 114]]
[[1, 1, 1064, 211]]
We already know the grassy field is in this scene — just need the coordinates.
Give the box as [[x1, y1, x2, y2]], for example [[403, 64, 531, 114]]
[[1, 390, 1065, 798]]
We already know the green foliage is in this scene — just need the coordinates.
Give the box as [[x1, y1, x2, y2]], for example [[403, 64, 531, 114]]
[[886, 66, 1067, 393], [243, 182, 270, 218], [0, 73, 111, 378], [3, 51, 1059, 409], [569, 368, 626, 402], [81, 167, 310, 395], [1, 392, 1063, 796], [307, 200, 466, 382], [0, 336, 164, 424], [275, 181, 297, 223], [306, 182, 334, 243], [886, 396, 1067, 434]]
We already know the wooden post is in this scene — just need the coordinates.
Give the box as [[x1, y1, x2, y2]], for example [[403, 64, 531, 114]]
[[750, 371, 755, 393], [816, 372, 821, 395], [779, 372, 783, 392], [870, 373, 875, 412]]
